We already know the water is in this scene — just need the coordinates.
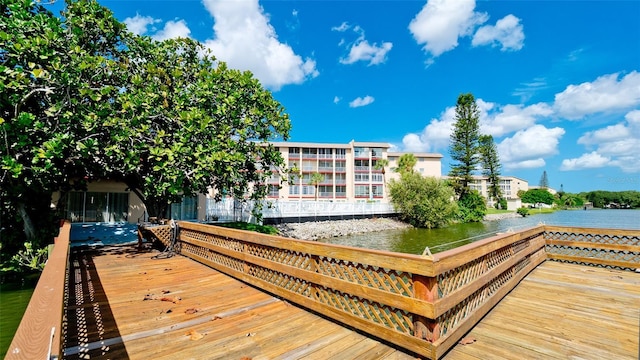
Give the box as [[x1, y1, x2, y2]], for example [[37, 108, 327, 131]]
[[0, 275, 39, 358], [319, 209, 640, 255]]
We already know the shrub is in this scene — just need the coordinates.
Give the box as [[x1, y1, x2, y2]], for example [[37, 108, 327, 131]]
[[456, 191, 487, 223], [517, 207, 530, 217]]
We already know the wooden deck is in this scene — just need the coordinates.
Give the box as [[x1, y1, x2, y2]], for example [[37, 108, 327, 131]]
[[62, 244, 416, 360], [444, 261, 640, 360]]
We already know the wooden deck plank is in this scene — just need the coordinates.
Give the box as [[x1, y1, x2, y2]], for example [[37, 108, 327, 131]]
[[63, 244, 416, 360], [444, 261, 640, 360]]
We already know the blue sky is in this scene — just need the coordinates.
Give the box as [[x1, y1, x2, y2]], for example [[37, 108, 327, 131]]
[[54, 0, 640, 193]]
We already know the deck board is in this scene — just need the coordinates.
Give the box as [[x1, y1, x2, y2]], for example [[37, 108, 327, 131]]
[[444, 261, 640, 360], [62, 244, 416, 360]]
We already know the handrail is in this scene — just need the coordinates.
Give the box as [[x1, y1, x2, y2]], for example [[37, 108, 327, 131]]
[[7, 221, 71, 360], [155, 222, 548, 359], [544, 225, 640, 270]]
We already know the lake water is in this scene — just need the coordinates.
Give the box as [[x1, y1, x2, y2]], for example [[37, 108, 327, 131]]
[[0, 275, 38, 358], [318, 209, 640, 255]]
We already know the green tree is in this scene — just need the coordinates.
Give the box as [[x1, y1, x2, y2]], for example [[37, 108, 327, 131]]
[[539, 171, 549, 189], [1, 0, 291, 264], [449, 93, 481, 197], [103, 36, 290, 218], [374, 158, 389, 195], [1, 0, 129, 257], [396, 154, 417, 174], [478, 134, 502, 207], [388, 173, 458, 229], [520, 189, 555, 205], [309, 172, 324, 201], [456, 191, 487, 223]]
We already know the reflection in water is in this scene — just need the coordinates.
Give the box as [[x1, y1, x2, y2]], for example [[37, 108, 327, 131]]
[[319, 209, 640, 255]]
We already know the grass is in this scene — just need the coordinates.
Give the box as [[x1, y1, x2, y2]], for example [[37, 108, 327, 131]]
[[216, 221, 279, 235], [486, 208, 513, 215]]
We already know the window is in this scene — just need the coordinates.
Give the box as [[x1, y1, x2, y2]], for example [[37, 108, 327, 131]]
[[354, 173, 369, 182], [168, 196, 198, 220], [289, 185, 300, 195], [354, 159, 369, 171], [302, 148, 317, 158], [302, 185, 315, 195], [318, 148, 333, 159], [335, 173, 346, 184], [268, 184, 280, 197], [288, 147, 300, 156], [372, 173, 383, 182], [354, 185, 369, 197], [335, 149, 346, 159], [335, 186, 347, 197], [67, 192, 129, 223], [354, 147, 368, 158], [372, 185, 384, 197], [370, 148, 382, 158], [318, 160, 333, 170], [318, 185, 333, 197]]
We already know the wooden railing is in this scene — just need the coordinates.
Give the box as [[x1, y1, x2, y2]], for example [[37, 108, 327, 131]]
[[148, 222, 547, 359], [6, 222, 70, 360], [544, 225, 640, 271]]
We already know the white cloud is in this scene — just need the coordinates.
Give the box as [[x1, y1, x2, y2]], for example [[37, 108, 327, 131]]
[[497, 125, 565, 169], [332, 22, 350, 32], [560, 152, 611, 171], [151, 20, 191, 41], [553, 71, 640, 119], [408, 0, 488, 58], [123, 14, 161, 35], [201, 0, 318, 91], [507, 159, 546, 169], [334, 23, 393, 66], [569, 109, 640, 172], [341, 40, 393, 66], [349, 96, 375, 108], [578, 124, 630, 145], [472, 14, 524, 51], [481, 102, 552, 137], [402, 133, 429, 152], [333, 96, 341, 104]]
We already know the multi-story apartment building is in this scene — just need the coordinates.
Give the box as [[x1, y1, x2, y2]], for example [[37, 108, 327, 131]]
[[267, 141, 443, 203]]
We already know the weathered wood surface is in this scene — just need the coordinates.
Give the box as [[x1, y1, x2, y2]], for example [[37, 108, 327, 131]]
[[444, 261, 640, 360], [6, 222, 70, 360], [61, 243, 416, 359]]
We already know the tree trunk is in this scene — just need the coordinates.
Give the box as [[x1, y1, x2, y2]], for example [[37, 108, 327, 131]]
[[17, 202, 36, 240]]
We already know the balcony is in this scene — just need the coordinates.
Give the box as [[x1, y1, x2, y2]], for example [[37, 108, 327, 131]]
[[354, 166, 370, 171]]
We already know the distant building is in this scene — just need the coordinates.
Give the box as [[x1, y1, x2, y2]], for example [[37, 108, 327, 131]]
[[267, 141, 443, 203]]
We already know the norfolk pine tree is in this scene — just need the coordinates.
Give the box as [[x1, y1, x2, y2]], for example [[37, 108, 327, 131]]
[[479, 134, 503, 208], [448, 93, 481, 197]]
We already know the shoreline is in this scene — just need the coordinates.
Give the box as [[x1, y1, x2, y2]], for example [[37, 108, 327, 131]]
[[276, 212, 521, 240]]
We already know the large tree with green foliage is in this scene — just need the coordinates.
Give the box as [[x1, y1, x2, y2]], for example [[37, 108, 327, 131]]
[[448, 93, 480, 197], [388, 173, 457, 229], [520, 189, 555, 205], [1, 0, 130, 256], [1, 0, 290, 264], [478, 134, 503, 207]]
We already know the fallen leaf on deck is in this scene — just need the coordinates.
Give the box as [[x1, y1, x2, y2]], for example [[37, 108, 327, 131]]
[[185, 308, 198, 314], [246, 333, 255, 337], [212, 316, 222, 321], [143, 294, 155, 301], [458, 337, 476, 345], [240, 357, 252, 360], [162, 289, 171, 294], [160, 296, 181, 304], [185, 329, 204, 341]]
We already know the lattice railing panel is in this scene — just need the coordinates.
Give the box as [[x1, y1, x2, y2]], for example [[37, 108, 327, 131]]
[[248, 265, 312, 297], [148, 225, 172, 247], [546, 245, 640, 266], [314, 286, 414, 335], [545, 231, 640, 246], [181, 229, 244, 252], [316, 257, 413, 297], [246, 244, 313, 271], [437, 255, 528, 337], [181, 242, 244, 273]]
